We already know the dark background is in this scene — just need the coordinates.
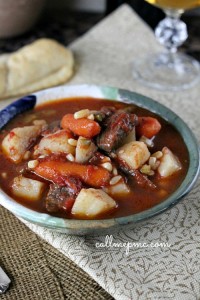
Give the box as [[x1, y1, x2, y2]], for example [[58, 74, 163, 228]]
[[0, 0, 199, 61], [106, 0, 165, 28]]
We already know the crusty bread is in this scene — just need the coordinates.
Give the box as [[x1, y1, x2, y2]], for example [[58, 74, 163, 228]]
[[0, 39, 74, 99]]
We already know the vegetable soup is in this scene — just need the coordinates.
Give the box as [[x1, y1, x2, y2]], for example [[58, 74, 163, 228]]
[[0, 98, 189, 219]]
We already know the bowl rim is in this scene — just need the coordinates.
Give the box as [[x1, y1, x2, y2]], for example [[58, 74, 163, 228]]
[[0, 84, 199, 230]]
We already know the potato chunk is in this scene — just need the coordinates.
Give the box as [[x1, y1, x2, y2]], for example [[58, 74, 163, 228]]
[[117, 141, 150, 170], [34, 129, 75, 156], [75, 137, 97, 163], [12, 175, 45, 201], [105, 179, 131, 197], [71, 188, 117, 218], [158, 147, 181, 177], [2, 125, 44, 163]]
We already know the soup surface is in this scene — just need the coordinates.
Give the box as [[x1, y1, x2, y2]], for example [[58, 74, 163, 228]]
[[0, 98, 189, 219]]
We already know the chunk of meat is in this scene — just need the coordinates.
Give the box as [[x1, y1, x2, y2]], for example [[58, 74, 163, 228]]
[[116, 157, 156, 190], [33, 160, 111, 188], [46, 177, 82, 213], [61, 114, 101, 138], [2, 123, 45, 163], [97, 112, 138, 152], [63, 176, 83, 194], [71, 188, 117, 218], [34, 129, 75, 156], [95, 106, 134, 124], [100, 106, 116, 116], [116, 141, 150, 170], [89, 152, 111, 165], [97, 106, 116, 122], [133, 170, 156, 190]]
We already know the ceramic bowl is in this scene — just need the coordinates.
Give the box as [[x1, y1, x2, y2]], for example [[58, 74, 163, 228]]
[[0, 84, 199, 234], [0, 0, 46, 38]]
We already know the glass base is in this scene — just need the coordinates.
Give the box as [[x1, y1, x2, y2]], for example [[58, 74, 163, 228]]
[[133, 52, 200, 91]]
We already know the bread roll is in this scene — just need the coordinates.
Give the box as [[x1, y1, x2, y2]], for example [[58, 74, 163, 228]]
[[0, 38, 74, 99]]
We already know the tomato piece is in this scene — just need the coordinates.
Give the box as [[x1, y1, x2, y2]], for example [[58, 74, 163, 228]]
[[136, 117, 161, 139], [62, 197, 75, 212]]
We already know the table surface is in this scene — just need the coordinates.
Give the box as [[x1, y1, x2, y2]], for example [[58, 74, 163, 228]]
[[0, 5, 200, 300]]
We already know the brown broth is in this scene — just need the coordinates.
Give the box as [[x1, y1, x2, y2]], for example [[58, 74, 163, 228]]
[[0, 98, 189, 219]]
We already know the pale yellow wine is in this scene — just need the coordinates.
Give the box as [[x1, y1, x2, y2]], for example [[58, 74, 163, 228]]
[[145, 0, 200, 10]]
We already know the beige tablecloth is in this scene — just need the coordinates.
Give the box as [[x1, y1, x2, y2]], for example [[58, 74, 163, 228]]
[[1, 4, 200, 300]]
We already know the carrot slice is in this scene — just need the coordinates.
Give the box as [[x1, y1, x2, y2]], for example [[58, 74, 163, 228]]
[[34, 161, 111, 187], [61, 114, 101, 138], [136, 117, 161, 139]]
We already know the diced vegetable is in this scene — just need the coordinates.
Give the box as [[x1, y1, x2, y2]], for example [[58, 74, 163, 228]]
[[2, 124, 45, 163], [74, 109, 90, 119], [158, 147, 181, 177], [136, 117, 161, 139], [101, 162, 113, 172], [121, 128, 136, 145], [71, 188, 117, 218], [105, 178, 131, 197], [33, 120, 47, 127], [139, 135, 154, 148], [117, 141, 150, 170], [28, 160, 39, 169], [109, 175, 122, 185], [75, 137, 97, 163], [34, 129, 75, 156], [140, 164, 155, 176], [149, 156, 160, 170], [61, 114, 101, 138], [33, 160, 111, 187], [152, 151, 163, 159], [66, 153, 75, 162], [12, 175, 45, 201]]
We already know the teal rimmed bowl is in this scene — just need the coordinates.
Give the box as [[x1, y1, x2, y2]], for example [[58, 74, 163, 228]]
[[0, 84, 199, 235]]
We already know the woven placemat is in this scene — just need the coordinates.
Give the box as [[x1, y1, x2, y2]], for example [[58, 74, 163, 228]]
[[0, 206, 113, 300]]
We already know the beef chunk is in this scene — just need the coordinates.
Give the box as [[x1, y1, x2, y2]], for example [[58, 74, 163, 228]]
[[46, 184, 73, 212], [116, 157, 156, 190], [63, 176, 82, 195], [93, 107, 116, 123], [132, 170, 156, 190], [100, 106, 116, 117], [89, 152, 108, 165], [97, 112, 138, 152], [45, 177, 82, 213]]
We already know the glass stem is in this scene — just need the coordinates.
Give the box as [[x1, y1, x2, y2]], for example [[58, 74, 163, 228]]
[[155, 9, 188, 54]]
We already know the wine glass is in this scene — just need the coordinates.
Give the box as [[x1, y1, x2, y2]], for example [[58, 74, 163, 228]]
[[133, 0, 200, 90]]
